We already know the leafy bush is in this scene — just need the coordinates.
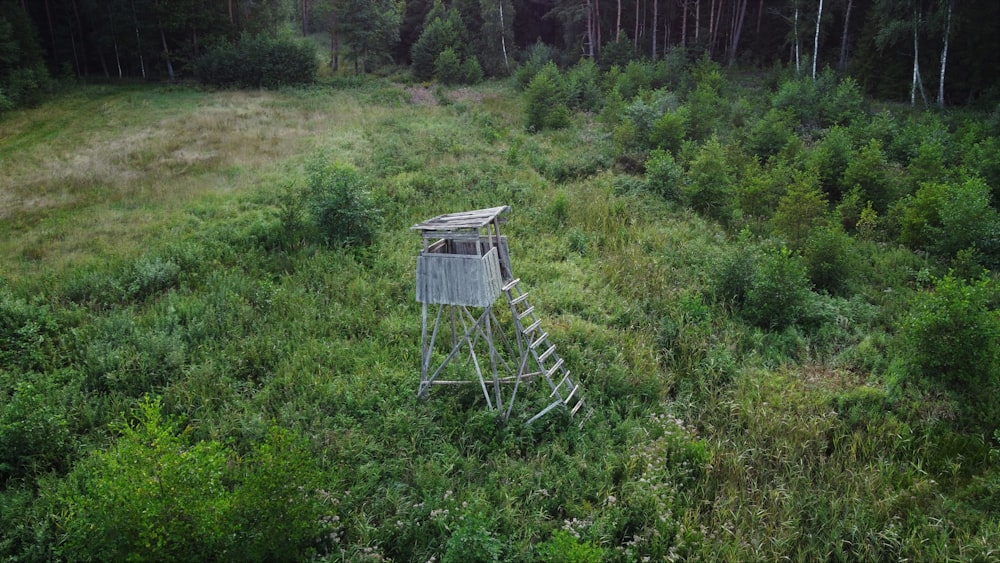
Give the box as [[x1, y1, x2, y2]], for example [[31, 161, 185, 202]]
[[462, 56, 484, 84], [894, 274, 1000, 429], [512, 41, 555, 90], [744, 246, 815, 330], [0, 371, 77, 479], [598, 37, 635, 71], [896, 178, 1000, 262], [0, 291, 61, 372], [564, 58, 602, 112], [525, 63, 570, 131], [771, 169, 829, 249], [304, 158, 380, 247], [683, 137, 732, 219], [772, 75, 820, 128], [842, 139, 897, 213], [536, 529, 603, 562], [434, 48, 464, 85], [808, 126, 854, 202], [746, 108, 796, 159], [713, 241, 816, 330], [55, 397, 333, 561], [803, 225, 856, 295], [411, 7, 468, 82], [650, 108, 687, 155], [195, 36, 316, 88], [820, 76, 865, 126], [644, 148, 684, 201]]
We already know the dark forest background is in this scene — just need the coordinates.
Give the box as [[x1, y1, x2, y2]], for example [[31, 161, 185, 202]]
[[2, 0, 998, 112]]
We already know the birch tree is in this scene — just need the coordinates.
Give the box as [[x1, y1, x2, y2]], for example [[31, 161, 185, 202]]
[[875, 0, 929, 106], [812, 0, 822, 80], [937, 0, 952, 107]]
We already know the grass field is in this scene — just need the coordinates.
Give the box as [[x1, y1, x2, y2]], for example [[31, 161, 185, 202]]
[[1, 79, 998, 561]]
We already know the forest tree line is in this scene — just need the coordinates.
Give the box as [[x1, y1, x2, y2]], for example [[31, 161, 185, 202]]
[[1, 0, 998, 111]]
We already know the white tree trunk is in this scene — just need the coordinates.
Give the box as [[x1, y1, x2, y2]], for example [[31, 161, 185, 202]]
[[499, 0, 510, 72], [793, 4, 800, 74], [812, 0, 823, 80], [938, 0, 952, 107]]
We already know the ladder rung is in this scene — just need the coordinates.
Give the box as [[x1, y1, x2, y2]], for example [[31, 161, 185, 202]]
[[538, 344, 556, 362], [545, 358, 565, 379], [517, 306, 535, 320], [502, 278, 521, 292], [523, 319, 542, 334], [511, 292, 529, 306], [530, 332, 548, 349], [525, 399, 563, 426], [552, 370, 572, 393], [570, 399, 585, 415], [563, 384, 578, 404]]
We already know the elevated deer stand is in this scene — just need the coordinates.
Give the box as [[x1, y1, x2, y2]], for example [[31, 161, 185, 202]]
[[413, 206, 588, 425]]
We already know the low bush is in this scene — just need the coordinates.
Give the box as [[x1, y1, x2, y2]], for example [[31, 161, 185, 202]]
[[54, 397, 334, 561], [525, 63, 570, 131], [896, 177, 1000, 263], [195, 36, 315, 89], [304, 158, 380, 247], [712, 241, 816, 330], [644, 148, 684, 201], [893, 274, 1000, 430]]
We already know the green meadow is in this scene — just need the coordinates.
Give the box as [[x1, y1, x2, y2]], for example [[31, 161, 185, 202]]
[[1, 71, 999, 561]]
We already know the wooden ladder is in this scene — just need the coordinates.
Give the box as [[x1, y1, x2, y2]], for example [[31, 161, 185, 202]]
[[502, 278, 589, 426]]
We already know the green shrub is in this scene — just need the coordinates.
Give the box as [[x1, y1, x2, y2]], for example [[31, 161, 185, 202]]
[[55, 397, 333, 561], [434, 48, 464, 85], [683, 137, 732, 220], [819, 75, 865, 126], [684, 83, 724, 142], [894, 274, 1000, 429], [536, 529, 603, 562], [441, 509, 504, 563], [842, 139, 898, 213], [644, 148, 685, 201], [195, 36, 316, 88], [564, 58, 602, 112], [598, 37, 634, 72], [744, 246, 815, 330], [513, 41, 555, 90], [803, 225, 856, 295], [808, 126, 854, 202], [0, 370, 77, 478], [0, 291, 61, 372], [463, 56, 484, 84], [772, 75, 819, 128], [771, 169, 829, 249], [712, 241, 816, 330], [411, 7, 467, 82], [896, 178, 1000, 262], [525, 63, 569, 131], [746, 108, 796, 159], [304, 158, 379, 247], [650, 108, 687, 155]]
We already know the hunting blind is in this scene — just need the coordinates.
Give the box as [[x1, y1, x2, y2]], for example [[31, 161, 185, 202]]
[[413, 206, 589, 425]]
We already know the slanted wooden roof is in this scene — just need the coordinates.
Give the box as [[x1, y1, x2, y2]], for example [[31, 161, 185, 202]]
[[411, 206, 510, 232]]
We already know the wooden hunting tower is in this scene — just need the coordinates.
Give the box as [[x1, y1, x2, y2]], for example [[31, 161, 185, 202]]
[[413, 206, 588, 425]]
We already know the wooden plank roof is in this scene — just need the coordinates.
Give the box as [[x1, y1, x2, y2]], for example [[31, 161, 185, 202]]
[[411, 206, 510, 232]]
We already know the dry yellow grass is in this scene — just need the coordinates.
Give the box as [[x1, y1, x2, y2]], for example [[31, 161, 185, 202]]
[[0, 86, 383, 279]]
